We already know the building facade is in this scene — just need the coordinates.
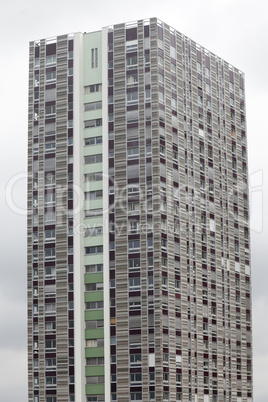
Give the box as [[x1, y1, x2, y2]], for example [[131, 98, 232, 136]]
[[27, 18, 252, 402]]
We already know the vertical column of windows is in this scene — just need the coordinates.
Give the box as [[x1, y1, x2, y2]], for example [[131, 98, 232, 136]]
[[83, 33, 104, 402], [44, 42, 57, 402]]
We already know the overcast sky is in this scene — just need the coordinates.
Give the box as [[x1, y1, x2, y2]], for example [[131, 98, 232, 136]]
[[0, 0, 267, 401]]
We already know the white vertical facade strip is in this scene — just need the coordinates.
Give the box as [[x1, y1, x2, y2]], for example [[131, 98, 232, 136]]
[[102, 26, 111, 402], [73, 32, 86, 402]]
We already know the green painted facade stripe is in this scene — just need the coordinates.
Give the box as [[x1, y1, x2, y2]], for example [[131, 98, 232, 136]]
[[83, 92, 102, 104], [84, 200, 103, 210], [84, 110, 102, 120], [85, 347, 104, 358], [84, 144, 102, 156], [82, 215, 103, 226], [85, 366, 104, 376], [84, 236, 103, 248], [85, 328, 104, 339], [84, 310, 104, 321], [84, 254, 103, 265], [84, 162, 103, 174], [83, 31, 102, 85], [83, 182, 103, 192], [84, 273, 103, 284], [84, 291, 103, 302], [82, 30, 104, 398], [83, 128, 103, 136], [85, 384, 105, 395]]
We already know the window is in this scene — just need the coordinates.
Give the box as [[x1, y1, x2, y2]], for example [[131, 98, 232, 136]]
[[148, 276, 154, 289], [34, 57, 40, 68], [85, 190, 103, 200], [45, 303, 56, 314], [128, 186, 139, 196], [45, 174, 55, 186], [84, 101, 102, 111], [159, 91, 164, 103], [159, 73, 164, 84], [163, 372, 169, 382], [85, 209, 102, 218], [128, 240, 140, 250], [45, 322, 56, 332], [91, 48, 98, 68], [84, 154, 102, 164], [45, 122, 56, 136], [127, 92, 138, 104], [45, 142, 56, 153], [126, 41, 138, 53], [44, 212, 56, 223], [85, 318, 104, 327], [127, 147, 139, 158], [46, 71, 56, 82], [84, 172, 102, 182], [45, 193, 55, 205], [126, 56, 138, 69], [130, 373, 142, 385], [34, 74, 39, 87], [128, 202, 139, 212], [158, 56, 164, 66], [163, 391, 169, 401], [85, 226, 103, 237], [127, 74, 138, 86], [45, 105, 56, 116], [45, 248, 55, 260], [46, 358, 56, 368], [129, 277, 140, 290], [84, 119, 102, 129], [85, 264, 103, 273], [85, 301, 104, 310], [87, 375, 104, 385], [162, 276, 167, 288], [130, 354, 142, 366], [129, 258, 140, 269], [84, 83, 102, 94], [86, 357, 104, 366], [146, 145, 152, 156], [129, 301, 141, 310], [46, 377, 56, 386], [160, 145, 165, 156], [171, 62, 176, 73], [85, 245, 103, 255], [46, 55, 56, 65], [45, 340, 56, 349], [145, 89, 151, 101], [46, 397, 57, 402], [161, 238, 167, 249], [171, 98, 177, 109], [128, 221, 140, 233], [127, 109, 138, 123], [34, 91, 39, 101], [86, 339, 104, 348], [45, 266, 55, 277]]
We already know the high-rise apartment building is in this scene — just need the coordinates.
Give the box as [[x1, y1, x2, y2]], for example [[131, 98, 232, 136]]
[[27, 18, 252, 402]]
